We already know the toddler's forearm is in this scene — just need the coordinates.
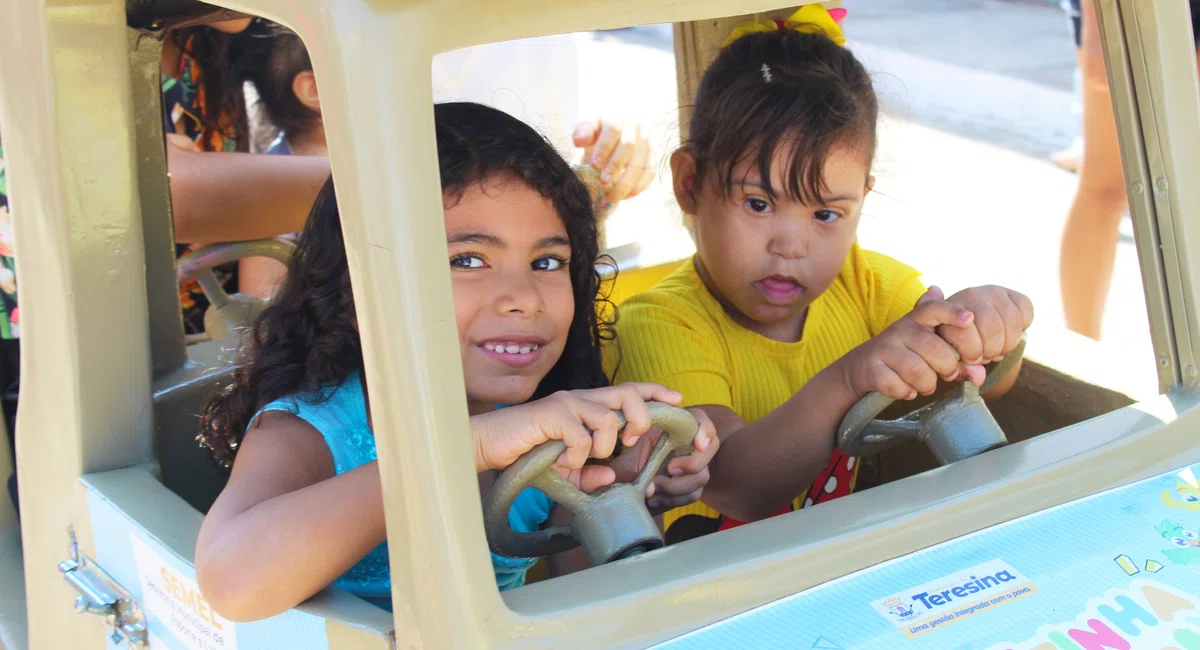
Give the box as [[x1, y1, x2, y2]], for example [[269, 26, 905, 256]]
[[702, 364, 859, 521]]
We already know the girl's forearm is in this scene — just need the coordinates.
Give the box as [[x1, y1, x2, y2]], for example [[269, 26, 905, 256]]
[[196, 462, 386, 621]]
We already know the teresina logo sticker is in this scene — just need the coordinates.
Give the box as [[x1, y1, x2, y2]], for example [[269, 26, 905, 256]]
[[870, 559, 1037, 638]]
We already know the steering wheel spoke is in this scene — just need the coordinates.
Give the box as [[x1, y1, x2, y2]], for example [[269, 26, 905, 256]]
[[854, 418, 923, 456], [176, 238, 295, 342], [529, 456, 592, 512]]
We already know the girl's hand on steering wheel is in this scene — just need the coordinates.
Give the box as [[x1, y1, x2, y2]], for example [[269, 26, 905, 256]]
[[471, 383, 682, 493], [574, 119, 655, 212], [606, 407, 719, 515]]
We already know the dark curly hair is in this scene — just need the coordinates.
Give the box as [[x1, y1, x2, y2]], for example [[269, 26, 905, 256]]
[[196, 178, 358, 467], [685, 27, 878, 204], [198, 102, 614, 467]]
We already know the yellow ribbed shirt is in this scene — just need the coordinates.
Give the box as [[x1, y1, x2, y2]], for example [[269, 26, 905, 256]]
[[611, 243, 926, 533]]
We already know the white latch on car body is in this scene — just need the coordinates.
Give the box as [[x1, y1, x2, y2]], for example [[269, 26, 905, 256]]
[[59, 526, 147, 648]]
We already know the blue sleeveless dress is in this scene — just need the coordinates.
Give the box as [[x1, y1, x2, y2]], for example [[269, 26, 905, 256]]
[[255, 373, 554, 608]]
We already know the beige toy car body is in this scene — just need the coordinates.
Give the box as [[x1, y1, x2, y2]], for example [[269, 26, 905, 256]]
[[1, 0, 1199, 647]]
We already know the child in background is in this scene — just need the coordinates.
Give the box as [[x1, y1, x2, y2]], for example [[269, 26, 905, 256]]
[[231, 21, 657, 296], [234, 23, 325, 157], [230, 22, 325, 297]]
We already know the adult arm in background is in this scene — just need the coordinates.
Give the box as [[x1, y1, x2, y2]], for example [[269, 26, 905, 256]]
[[167, 142, 330, 244]]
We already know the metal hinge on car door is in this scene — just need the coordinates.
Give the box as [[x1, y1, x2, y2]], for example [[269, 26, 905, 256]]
[[59, 526, 147, 648]]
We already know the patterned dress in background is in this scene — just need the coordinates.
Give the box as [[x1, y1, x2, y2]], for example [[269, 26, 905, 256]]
[[163, 37, 240, 335], [0, 138, 19, 340], [0, 133, 21, 513]]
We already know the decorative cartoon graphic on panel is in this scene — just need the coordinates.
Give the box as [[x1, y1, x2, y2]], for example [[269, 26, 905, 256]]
[[1155, 520, 1200, 565], [1162, 480, 1200, 513]]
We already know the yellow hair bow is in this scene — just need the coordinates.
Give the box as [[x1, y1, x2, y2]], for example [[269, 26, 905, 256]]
[[722, 4, 848, 49]]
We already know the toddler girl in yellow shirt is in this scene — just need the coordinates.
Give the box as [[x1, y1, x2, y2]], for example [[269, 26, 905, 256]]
[[613, 5, 1034, 543]]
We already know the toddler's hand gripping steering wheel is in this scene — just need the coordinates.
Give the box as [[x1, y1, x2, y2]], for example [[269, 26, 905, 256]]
[[837, 335, 1026, 464]]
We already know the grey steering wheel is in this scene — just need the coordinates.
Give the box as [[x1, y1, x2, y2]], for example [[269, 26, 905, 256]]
[[483, 402, 698, 566], [837, 334, 1026, 465], [176, 238, 294, 343]]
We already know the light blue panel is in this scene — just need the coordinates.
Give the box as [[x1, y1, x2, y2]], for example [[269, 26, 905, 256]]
[[657, 462, 1200, 649], [87, 488, 330, 650]]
